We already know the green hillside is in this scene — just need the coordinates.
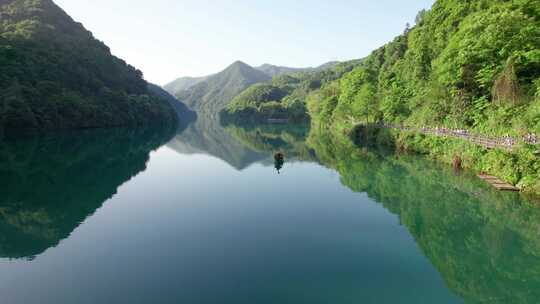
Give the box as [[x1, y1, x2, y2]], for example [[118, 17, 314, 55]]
[[164, 62, 338, 98], [176, 61, 271, 116], [0, 0, 177, 134], [305, 0, 540, 193], [309, 0, 540, 132], [221, 60, 360, 124]]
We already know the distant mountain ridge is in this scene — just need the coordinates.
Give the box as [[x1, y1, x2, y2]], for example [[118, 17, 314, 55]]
[[255, 64, 308, 78], [255, 62, 339, 77], [175, 61, 271, 116], [163, 76, 210, 96], [165, 62, 340, 96], [164, 61, 340, 116]]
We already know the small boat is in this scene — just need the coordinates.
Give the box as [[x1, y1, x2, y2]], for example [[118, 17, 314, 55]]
[[274, 152, 285, 174]]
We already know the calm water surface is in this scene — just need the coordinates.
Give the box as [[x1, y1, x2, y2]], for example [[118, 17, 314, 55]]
[[0, 122, 539, 304]]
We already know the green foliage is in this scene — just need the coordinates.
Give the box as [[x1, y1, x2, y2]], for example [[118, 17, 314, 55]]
[[0, 0, 177, 133], [302, 0, 540, 193], [176, 61, 271, 117], [308, 0, 540, 136], [222, 60, 360, 124]]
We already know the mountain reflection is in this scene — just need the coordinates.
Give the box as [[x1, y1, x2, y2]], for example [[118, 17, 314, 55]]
[[168, 115, 317, 170], [0, 126, 175, 259], [167, 117, 268, 170], [2, 114, 539, 302], [224, 124, 317, 163]]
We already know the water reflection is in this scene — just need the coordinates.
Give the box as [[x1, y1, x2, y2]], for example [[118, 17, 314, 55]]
[[169, 120, 540, 302], [308, 130, 540, 303], [0, 126, 175, 259], [167, 117, 268, 170], [167, 115, 316, 170], [224, 123, 317, 163], [1, 116, 539, 303]]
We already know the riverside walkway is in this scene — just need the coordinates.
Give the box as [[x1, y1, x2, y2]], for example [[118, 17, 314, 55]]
[[349, 118, 538, 151]]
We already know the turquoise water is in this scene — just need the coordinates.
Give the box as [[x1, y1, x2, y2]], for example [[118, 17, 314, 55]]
[[0, 123, 539, 303]]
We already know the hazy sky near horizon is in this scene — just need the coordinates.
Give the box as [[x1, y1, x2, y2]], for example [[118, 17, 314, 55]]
[[55, 0, 435, 85]]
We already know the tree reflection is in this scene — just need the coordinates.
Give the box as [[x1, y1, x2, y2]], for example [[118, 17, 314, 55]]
[[308, 131, 540, 304], [0, 126, 175, 259]]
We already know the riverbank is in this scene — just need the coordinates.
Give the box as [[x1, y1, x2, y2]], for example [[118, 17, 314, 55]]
[[349, 123, 540, 197]]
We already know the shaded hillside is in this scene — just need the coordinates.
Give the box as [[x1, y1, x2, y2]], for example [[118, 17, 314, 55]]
[[147, 83, 197, 130], [0, 0, 176, 133], [0, 125, 175, 259], [176, 61, 271, 116]]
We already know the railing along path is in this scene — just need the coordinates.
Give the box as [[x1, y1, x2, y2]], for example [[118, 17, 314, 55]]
[[349, 118, 538, 151]]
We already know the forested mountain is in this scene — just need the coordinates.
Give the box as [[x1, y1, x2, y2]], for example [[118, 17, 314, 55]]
[[163, 75, 209, 96], [175, 61, 271, 116], [164, 62, 339, 98], [309, 0, 540, 135], [220, 0, 539, 194], [0, 0, 176, 133], [303, 0, 539, 194], [221, 60, 360, 123]]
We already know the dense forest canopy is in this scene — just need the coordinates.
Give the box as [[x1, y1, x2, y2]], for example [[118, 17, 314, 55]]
[[301, 0, 540, 194], [0, 0, 177, 133], [308, 0, 540, 136]]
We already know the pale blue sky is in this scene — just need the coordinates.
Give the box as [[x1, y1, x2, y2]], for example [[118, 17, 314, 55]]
[[55, 0, 435, 85]]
